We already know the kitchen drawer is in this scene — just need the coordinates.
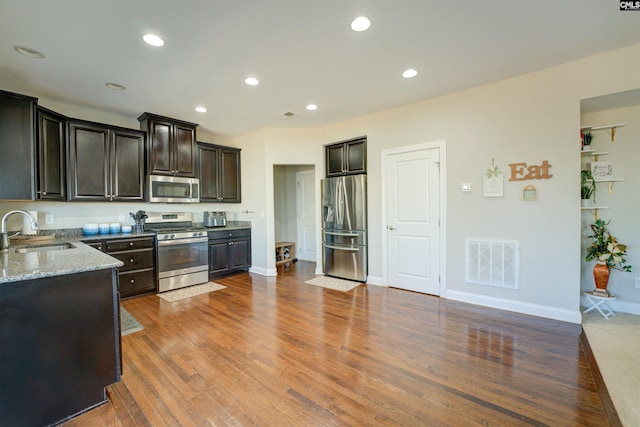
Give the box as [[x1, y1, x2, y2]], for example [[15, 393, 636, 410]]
[[110, 249, 154, 272], [119, 269, 155, 298], [106, 237, 154, 252], [84, 240, 104, 251], [207, 228, 251, 240]]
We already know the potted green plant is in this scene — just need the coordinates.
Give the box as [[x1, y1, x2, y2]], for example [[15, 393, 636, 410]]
[[585, 219, 632, 296], [581, 169, 596, 207], [582, 131, 593, 148]]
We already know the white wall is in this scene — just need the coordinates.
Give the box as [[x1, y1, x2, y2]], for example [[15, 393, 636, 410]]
[[237, 43, 640, 323], [581, 105, 640, 313]]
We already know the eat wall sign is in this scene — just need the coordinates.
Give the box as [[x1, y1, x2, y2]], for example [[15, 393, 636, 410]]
[[508, 161, 553, 181]]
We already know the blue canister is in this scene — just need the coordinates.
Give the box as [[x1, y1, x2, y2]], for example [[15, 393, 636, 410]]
[[99, 223, 110, 234], [109, 222, 121, 234]]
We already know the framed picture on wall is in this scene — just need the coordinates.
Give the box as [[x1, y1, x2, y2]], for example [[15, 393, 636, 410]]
[[483, 162, 503, 197], [522, 185, 537, 201]]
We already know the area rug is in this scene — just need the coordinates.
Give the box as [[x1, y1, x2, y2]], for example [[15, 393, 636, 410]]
[[157, 282, 227, 302], [120, 307, 143, 336], [304, 276, 363, 292]]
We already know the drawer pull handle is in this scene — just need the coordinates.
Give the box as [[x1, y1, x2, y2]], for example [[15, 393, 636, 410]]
[[130, 258, 134, 262], [130, 279, 135, 283], [129, 242, 134, 246]]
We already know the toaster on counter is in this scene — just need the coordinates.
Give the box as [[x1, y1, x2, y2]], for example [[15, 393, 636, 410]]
[[204, 211, 227, 227]]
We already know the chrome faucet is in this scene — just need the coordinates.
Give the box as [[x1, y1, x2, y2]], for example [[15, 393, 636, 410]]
[[1, 210, 39, 251]]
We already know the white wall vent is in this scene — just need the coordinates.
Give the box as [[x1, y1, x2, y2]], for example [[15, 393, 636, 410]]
[[466, 238, 519, 289]]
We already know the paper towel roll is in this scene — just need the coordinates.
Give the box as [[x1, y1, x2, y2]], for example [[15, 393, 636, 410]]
[[22, 211, 38, 235]]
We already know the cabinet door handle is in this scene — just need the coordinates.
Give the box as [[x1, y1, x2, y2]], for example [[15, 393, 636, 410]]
[[42, 191, 47, 196], [130, 258, 134, 263], [130, 279, 135, 283], [129, 242, 134, 246]]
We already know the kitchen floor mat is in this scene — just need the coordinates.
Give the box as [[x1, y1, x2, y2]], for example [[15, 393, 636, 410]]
[[120, 307, 143, 336], [304, 276, 363, 292], [157, 282, 227, 302]]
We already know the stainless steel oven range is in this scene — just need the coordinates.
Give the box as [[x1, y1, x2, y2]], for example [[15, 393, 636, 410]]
[[145, 212, 208, 292]]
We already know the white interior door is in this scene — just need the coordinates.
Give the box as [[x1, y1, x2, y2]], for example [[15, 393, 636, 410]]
[[386, 148, 440, 295], [296, 170, 316, 262]]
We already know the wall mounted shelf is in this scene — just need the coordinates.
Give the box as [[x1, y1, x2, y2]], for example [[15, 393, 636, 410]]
[[580, 123, 625, 142], [580, 149, 610, 161]]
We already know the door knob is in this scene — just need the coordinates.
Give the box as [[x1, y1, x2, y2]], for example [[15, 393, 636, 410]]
[[388, 226, 397, 230]]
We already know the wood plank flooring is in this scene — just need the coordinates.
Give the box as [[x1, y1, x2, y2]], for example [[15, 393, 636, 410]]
[[64, 262, 612, 426]]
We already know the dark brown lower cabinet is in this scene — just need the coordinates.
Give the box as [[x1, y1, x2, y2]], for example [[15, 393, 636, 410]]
[[105, 236, 156, 298], [208, 228, 251, 278], [0, 268, 120, 427]]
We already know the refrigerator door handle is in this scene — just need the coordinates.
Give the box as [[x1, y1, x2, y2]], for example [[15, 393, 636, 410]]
[[325, 231, 360, 237], [336, 181, 344, 226], [325, 244, 360, 252]]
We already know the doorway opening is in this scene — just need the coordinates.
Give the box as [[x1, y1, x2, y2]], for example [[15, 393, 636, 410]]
[[273, 165, 317, 272]]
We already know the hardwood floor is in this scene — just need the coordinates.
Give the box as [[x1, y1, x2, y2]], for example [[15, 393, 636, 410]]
[[65, 262, 612, 426]]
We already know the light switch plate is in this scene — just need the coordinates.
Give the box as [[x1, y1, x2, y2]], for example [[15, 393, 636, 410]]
[[461, 183, 472, 192]]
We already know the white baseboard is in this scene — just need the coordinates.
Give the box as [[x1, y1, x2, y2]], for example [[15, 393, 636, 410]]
[[249, 266, 277, 277], [366, 275, 385, 286], [580, 295, 640, 315], [446, 290, 582, 324]]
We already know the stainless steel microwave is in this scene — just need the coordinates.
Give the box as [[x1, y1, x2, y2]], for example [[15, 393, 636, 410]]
[[147, 175, 200, 203]]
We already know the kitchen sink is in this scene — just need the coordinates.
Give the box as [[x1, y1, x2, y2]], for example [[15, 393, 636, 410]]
[[15, 243, 76, 253]]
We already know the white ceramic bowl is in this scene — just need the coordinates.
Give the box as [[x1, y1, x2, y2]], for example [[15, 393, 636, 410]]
[[109, 222, 121, 233], [82, 223, 99, 236], [98, 223, 110, 234], [121, 225, 132, 233]]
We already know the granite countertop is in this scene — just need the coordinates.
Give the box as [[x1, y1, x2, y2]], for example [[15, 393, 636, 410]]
[[1, 237, 124, 284], [1, 221, 252, 284]]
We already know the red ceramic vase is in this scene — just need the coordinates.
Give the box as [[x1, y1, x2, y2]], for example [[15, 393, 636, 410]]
[[593, 261, 610, 295]]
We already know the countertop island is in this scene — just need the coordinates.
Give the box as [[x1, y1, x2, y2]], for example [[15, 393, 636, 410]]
[[0, 236, 123, 426]]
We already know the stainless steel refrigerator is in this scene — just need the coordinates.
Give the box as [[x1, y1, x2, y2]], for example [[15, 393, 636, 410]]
[[321, 175, 367, 282]]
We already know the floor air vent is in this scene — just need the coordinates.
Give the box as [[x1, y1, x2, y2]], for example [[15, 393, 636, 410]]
[[466, 238, 519, 289]]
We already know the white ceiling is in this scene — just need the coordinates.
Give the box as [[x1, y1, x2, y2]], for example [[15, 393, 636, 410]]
[[1, 0, 639, 139]]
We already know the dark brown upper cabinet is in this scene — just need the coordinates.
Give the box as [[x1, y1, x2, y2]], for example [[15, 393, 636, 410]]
[[138, 112, 198, 178], [0, 89, 37, 200], [198, 142, 241, 203], [36, 106, 66, 201], [67, 120, 145, 202], [325, 137, 367, 177]]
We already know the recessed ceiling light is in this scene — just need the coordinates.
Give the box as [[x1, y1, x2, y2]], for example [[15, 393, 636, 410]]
[[350, 16, 371, 32], [14, 45, 45, 59], [195, 106, 207, 113], [402, 69, 418, 79], [245, 77, 260, 86], [143, 34, 165, 47], [306, 104, 318, 111], [105, 82, 126, 90]]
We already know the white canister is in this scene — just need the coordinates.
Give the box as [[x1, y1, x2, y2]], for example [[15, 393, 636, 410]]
[[109, 222, 121, 234], [99, 223, 110, 234]]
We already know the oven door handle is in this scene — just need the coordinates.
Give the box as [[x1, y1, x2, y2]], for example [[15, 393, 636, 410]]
[[157, 237, 209, 246]]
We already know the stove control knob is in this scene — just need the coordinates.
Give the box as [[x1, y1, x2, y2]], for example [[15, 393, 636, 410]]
[[170, 234, 175, 239], [163, 234, 169, 239]]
